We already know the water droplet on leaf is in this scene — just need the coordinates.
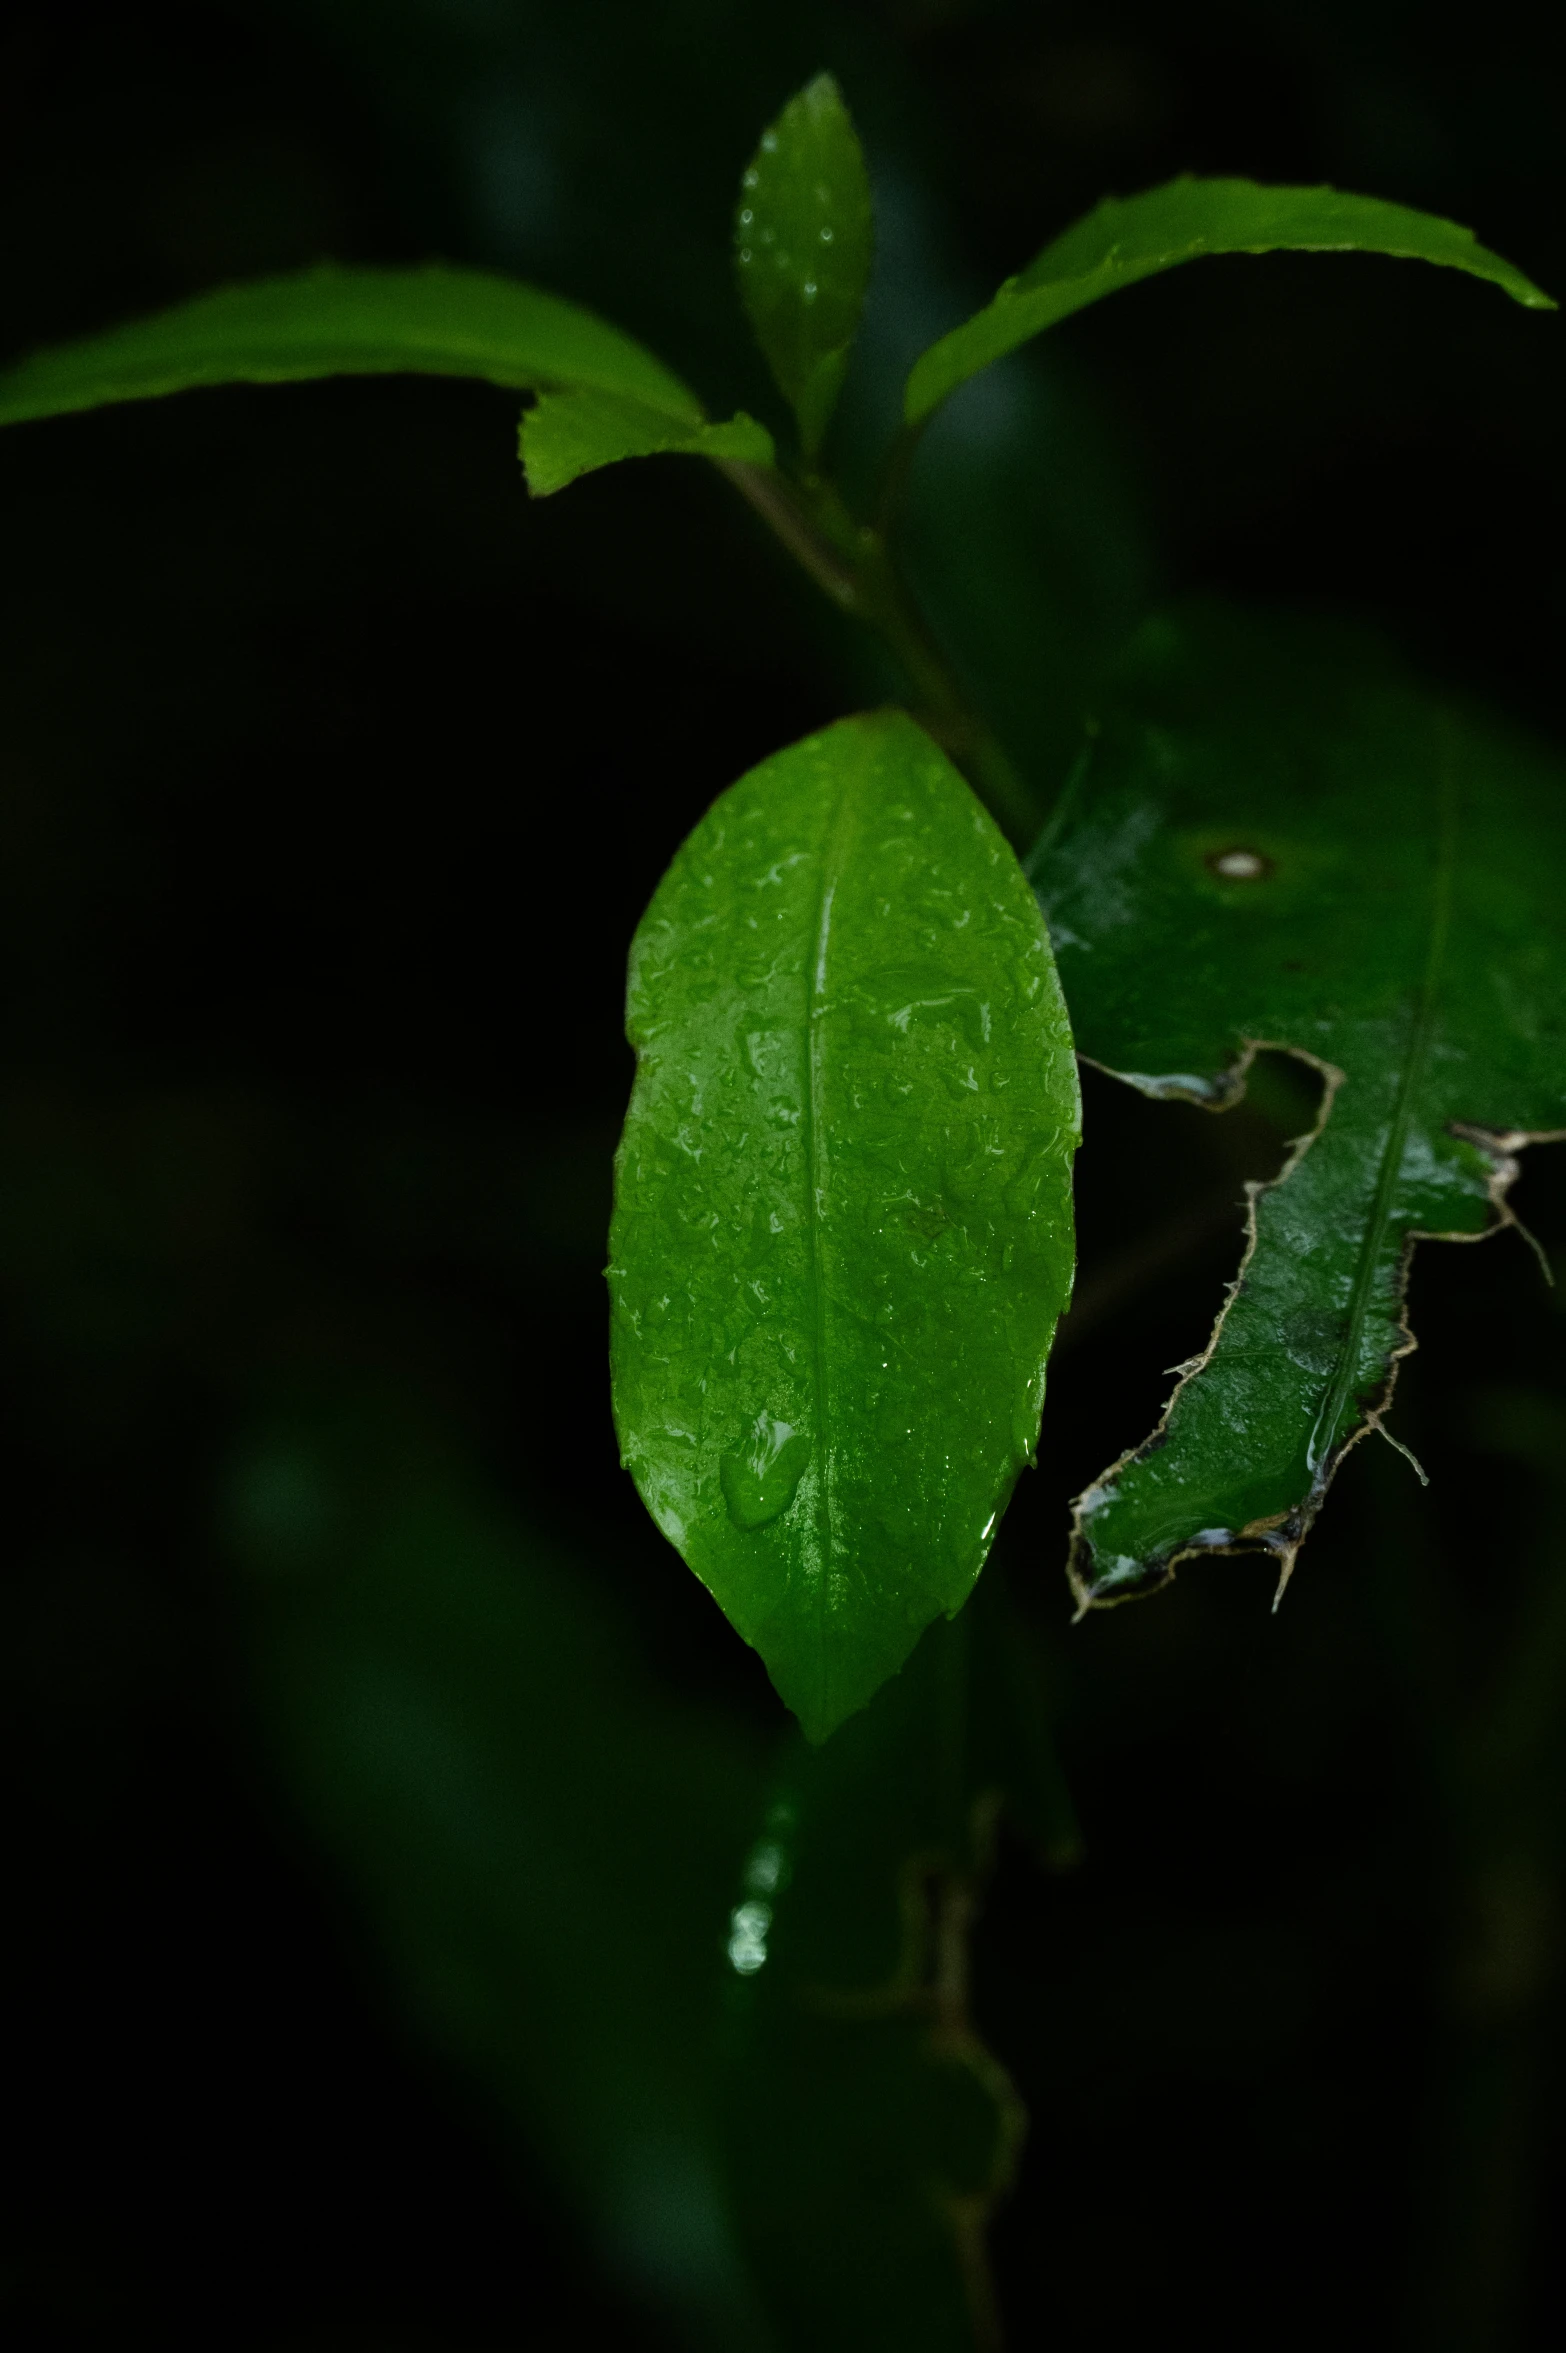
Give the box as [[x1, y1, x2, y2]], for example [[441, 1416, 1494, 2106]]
[[720, 1414, 813, 1530], [1208, 846, 1273, 881]]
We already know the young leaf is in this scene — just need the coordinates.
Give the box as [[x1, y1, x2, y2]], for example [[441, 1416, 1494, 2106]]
[[519, 386, 774, 495], [610, 711, 1079, 1742], [1032, 606, 1566, 1607], [904, 177, 1554, 428], [0, 262, 703, 427], [735, 72, 874, 458]]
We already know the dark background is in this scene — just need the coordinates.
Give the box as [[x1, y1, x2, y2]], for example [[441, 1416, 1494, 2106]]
[[3, 3, 1565, 2347]]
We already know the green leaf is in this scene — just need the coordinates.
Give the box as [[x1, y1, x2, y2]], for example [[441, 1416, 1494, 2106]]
[[610, 711, 1079, 1741], [519, 386, 775, 495], [0, 262, 703, 428], [1032, 605, 1566, 1606], [735, 72, 874, 458], [720, 1604, 1037, 2351], [904, 177, 1554, 428]]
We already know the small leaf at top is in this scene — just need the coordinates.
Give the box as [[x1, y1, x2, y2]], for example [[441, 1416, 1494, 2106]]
[[519, 387, 774, 495], [610, 711, 1079, 1741], [0, 263, 703, 428], [1032, 605, 1566, 1608], [904, 176, 1554, 427], [735, 72, 874, 459]]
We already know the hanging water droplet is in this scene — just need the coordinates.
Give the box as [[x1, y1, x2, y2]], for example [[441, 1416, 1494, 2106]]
[[1207, 846, 1273, 881], [720, 1414, 812, 1530]]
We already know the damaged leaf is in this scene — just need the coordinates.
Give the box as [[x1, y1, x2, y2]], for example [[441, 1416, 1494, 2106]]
[[1032, 606, 1566, 1606], [609, 712, 1078, 1741]]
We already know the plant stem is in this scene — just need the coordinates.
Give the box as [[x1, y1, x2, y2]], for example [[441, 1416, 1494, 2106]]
[[718, 457, 1043, 845]]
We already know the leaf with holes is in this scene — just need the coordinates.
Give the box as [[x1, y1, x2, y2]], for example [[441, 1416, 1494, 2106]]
[[904, 176, 1553, 429], [609, 712, 1079, 1741], [1031, 605, 1566, 1607]]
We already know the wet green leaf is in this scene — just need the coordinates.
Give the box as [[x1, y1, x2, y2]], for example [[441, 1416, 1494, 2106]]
[[1032, 606, 1566, 1605], [519, 386, 774, 494], [720, 1593, 1055, 2351], [904, 177, 1554, 428], [610, 711, 1079, 1741], [736, 73, 874, 458], [0, 263, 703, 427]]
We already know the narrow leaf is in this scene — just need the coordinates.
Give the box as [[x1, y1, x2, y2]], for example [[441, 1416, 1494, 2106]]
[[610, 711, 1079, 1741], [905, 177, 1554, 427], [1032, 606, 1566, 1606], [735, 72, 874, 458], [0, 263, 702, 428], [520, 387, 774, 495]]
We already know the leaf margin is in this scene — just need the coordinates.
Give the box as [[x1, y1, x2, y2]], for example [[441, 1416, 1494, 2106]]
[[904, 174, 1555, 428]]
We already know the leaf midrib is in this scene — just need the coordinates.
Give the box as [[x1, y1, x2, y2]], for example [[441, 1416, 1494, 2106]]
[[802, 774, 855, 1697], [1305, 737, 1458, 1481]]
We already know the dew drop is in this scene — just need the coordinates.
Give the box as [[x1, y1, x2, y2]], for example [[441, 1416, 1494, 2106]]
[[739, 207, 753, 226], [727, 1899, 771, 1974], [802, 279, 818, 299], [819, 226, 834, 243], [720, 1414, 812, 1530], [1207, 846, 1273, 881]]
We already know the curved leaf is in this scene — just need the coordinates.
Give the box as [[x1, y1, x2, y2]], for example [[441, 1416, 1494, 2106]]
[[610, 711, 1079, 1740], [519, 386, 774, 495], [735, 72, 874, 457], [0, 262, 702, 428], [904, 177, 1554, 427], [1032, 606, 1566, 1605]]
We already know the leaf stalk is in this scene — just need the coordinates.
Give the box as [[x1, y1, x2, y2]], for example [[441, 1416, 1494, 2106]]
[[719, 456, 1041, 844]]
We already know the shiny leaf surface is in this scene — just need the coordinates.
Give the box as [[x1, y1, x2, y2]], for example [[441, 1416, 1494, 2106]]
[[610, 711, 1079, 1740], [735, 73, 874, 457], [1033, 607, 1566, 1604], [519, 386, 774, 494], [0, 263, 702, 427], [904, 177, 1554, 428]]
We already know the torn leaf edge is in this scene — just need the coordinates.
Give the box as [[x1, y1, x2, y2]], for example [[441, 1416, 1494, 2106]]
[[1065, 1039, 1566, 1616]]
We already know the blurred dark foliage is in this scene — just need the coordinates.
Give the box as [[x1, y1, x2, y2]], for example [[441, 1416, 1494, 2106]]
[[2, 2, 1565, 2347]]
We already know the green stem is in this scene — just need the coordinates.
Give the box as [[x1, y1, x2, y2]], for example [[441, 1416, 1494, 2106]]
[[718, 457, 1042, 845]]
